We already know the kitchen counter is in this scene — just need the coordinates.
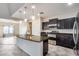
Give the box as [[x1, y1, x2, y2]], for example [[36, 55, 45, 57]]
[[16, 35, 48, 56], [17, 35, 48, 42]]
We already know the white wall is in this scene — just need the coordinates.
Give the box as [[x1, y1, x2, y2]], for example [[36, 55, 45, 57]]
[[0, 26, 3, 37], [32, 18, 41, 36], [0, 18, 19, 37], [19, 22, 27, 35], [14, 23, 19, 36], [50, 11, 78, 19], [19, 18, 42, 36]]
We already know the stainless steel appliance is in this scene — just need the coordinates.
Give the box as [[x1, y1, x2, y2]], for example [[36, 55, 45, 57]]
[[73, 18, 79, 55], [72, 12, 79, 55]]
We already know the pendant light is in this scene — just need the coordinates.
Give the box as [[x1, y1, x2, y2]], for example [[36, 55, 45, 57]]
[[24, 6, 27, 22], [31, 4, 36, 20]]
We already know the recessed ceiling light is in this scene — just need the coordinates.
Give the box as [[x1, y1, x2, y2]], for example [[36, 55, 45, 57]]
[[19, 21, 22, 24], [31, 5, 36, 9], [37, 13, 40, 16], [23, 11, 26, 14], [67, 3, 73, 5], [31, 15, 35, 20], [24, 19, 27, 22]]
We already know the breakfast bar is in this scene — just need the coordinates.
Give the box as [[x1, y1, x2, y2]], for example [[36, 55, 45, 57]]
[[16, 35, 48, 56]]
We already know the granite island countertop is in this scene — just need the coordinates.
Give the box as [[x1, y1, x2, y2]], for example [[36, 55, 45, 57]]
[[17, 35, 48, 42]]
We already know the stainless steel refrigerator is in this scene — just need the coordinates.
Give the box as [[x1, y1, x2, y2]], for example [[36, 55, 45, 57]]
[[73, 13, 79, 55]]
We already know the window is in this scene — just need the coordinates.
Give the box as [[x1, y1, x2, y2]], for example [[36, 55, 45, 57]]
[[4, 26, 9, 34], [3, 26, 14, 34], [9, 26, 14, 33]]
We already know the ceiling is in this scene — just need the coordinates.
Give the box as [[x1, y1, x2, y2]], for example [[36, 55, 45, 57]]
[[0, 3, 79, 21], [0, 3, 24, 19], [12, 3, 79, 21]]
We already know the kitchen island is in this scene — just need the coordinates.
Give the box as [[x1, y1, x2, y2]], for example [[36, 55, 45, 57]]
[[16, 35, 48, 56]]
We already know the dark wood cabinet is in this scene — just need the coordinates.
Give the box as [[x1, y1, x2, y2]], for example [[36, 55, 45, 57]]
[[41, 32, 48, 56], [56, 34, 75, 49], [49, 18, 58, 24], [43, 39, 48, 56], [57, 17, 79, 49], [76, 34, 79, 49], [48, 18, 58, 28], [58, 17, 75, 29], [42, 22, 49, 30], [58, 20, 64, 29], [64, 18, 75, 29]]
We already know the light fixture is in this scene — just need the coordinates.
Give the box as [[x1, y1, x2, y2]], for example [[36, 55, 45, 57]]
[[31, 5, 36, 9], [23, 6, 28, 22], [19, 21, 22, 24], [31, 15, 35, 20], [24, 18, 27, 22], [21, 7, 27, 14], [67, 3, 73, 5], [23, 11, 26, 14], [37, 13, 40, 16]]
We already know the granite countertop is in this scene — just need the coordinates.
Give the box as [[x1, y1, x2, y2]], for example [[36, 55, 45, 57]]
[[17, 35, 48, 42]]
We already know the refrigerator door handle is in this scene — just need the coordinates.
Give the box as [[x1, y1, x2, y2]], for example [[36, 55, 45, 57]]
[[73, 19, 78, 45]]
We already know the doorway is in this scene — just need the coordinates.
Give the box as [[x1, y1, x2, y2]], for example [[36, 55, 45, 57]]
[[3, 25, 14, 37]]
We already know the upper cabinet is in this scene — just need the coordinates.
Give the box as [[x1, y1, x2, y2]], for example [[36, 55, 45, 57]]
[[42, 18, 58, 30], [57, 20, 64, 29], [49, 18, 58, 24], [42, 22, 49, 30], [58, 17, 75, 29], [48, 18, 58, 29], [42, 17, 79, 30]]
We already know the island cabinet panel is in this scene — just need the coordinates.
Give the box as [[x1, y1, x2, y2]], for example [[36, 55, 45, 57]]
[[41, 32, 48, 56], [56, 34, 75, 49], [43, 39, 48, 56]]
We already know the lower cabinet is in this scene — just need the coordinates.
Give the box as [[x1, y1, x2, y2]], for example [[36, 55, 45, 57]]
[[56, 34, 75, 49], [77, 35, 79, 49]]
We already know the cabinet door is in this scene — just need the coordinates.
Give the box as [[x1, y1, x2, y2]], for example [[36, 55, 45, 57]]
[[56, 34, 65, 46], [49, 18, 57, 24], [58, 17, 75, 29], [63, 35, 75, 48], [58, 20, 64, 29], [42, 22, 48, 30], [56, 34, 75, 49], [69, 17, 75, 29], [64, 17, 75, 29], [64, 19, 70, 29]]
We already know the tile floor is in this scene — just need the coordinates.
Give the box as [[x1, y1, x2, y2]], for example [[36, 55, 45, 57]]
[[0, 36, 29, 56], [0, 45, 29, 56], [47, 44, 76, 56], [0, 36, 76, 56]]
